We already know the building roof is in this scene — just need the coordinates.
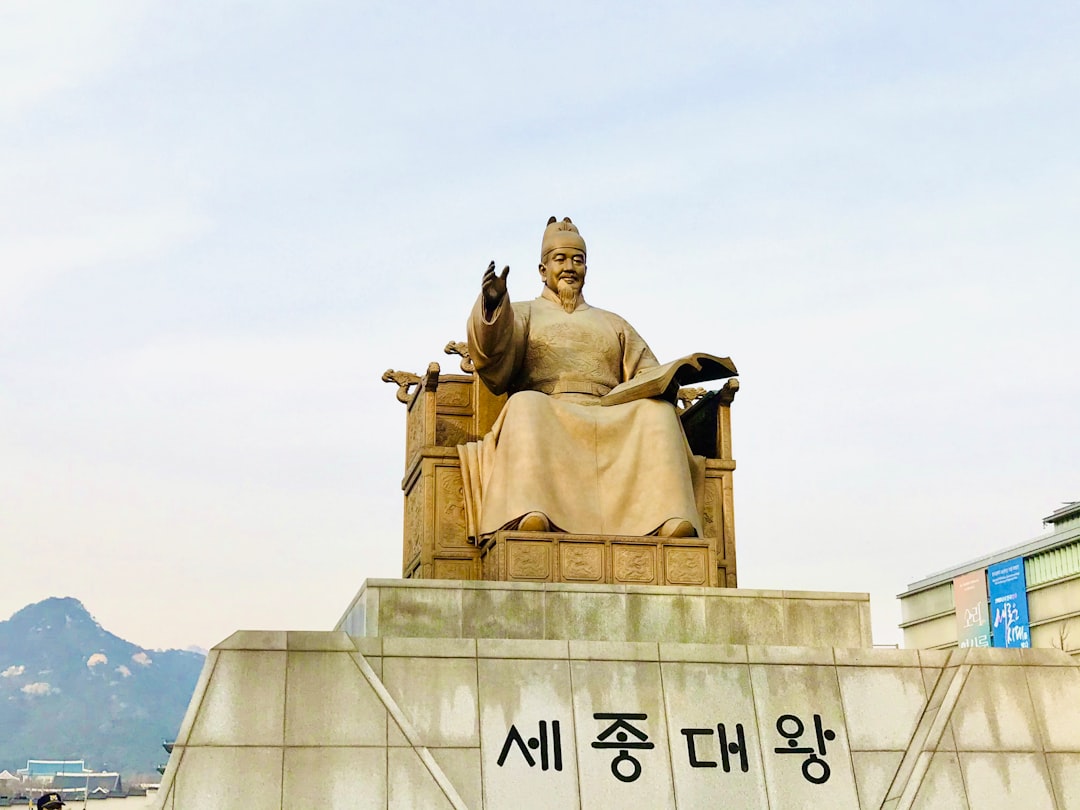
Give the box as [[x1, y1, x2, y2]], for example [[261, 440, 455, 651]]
[[21, 760, 86, 777], [1044, 501, 1080, 525], [900, 503, 1080, 597]]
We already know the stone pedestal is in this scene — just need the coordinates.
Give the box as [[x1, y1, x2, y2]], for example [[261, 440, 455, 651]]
[[335, 579, 871, 647], [154, 581, 1080, 809]]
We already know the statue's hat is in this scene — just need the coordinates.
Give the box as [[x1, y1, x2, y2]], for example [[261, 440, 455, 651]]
[[541, 216, 586, 260]]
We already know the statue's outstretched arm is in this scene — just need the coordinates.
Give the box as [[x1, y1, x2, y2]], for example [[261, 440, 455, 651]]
[[468, 261, 523, 396]]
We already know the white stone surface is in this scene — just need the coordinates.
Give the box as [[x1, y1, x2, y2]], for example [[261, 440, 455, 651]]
[[383, 655, 479, 747], [478, 657, 580, 810], [657, 641, 747, 663], [175, 747, 282, 809], [837, 666, 927, 750], [187, 650, 286, 746], [625, 591, 707, 643], [960, 752, 1057, 810], [338, 579, 873, 647], [834, 647, 921, 667], [477, 637, 570, 659], [282, 747, 387, 810], [284, 651, 386, 746], [950, 665, 1041, 751], [215, 629, 287, 650], [909, 752, 969, 810], [749, 664, 862, 809], [1046, 753, 1080, 810], [851, 751, 903, 808], [1025, 664, 1080, 751], [662, 662, 769, 809], [286, 630, 358, 650], [569, 660, 675, 809], [704, 594, 786, 644], [387, 747, 456, 810], [159, 591, 1080, 810], [170, 649, 218, 747], [431, 748, 483, 810]]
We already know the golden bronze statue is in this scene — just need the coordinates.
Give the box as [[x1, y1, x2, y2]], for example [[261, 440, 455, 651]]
[[461, 217, 734, 541]]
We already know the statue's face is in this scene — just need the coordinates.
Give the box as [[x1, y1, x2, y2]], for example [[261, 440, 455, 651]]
[[539, 248, 587, 294]]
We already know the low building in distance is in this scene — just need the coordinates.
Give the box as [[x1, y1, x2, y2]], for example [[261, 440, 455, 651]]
[[899, 501, 1080, 658]]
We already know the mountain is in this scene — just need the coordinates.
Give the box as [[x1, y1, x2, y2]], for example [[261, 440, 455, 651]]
[[0, 597, 205, 774]]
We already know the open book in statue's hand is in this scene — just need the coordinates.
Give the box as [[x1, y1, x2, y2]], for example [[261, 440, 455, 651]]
[[600, 352, 738, 406]]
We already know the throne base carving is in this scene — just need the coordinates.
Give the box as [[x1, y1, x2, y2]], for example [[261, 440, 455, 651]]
[[480, 530, 725, 587]]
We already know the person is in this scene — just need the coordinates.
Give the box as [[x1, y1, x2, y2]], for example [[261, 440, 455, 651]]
[[459, 216, 702, 540], [37, 792, 65, 809]]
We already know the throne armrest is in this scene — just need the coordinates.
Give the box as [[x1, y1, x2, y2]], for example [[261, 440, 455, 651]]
[[679, 379, 739, 460]]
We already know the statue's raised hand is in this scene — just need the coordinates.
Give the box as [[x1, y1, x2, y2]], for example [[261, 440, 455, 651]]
[[482, 260, 510, 315]]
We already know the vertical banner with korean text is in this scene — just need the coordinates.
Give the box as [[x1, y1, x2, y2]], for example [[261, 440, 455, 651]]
[[953, 570, 991, 648], [987, 557, 1031, 648]]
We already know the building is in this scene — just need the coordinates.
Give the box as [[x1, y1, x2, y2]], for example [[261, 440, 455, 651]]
[[18, 761, 85, 780], [899, 501, 1080, 658], [52, 771, 123, 796], [0, 769, 20, 795], [14, 761, 122, 801]]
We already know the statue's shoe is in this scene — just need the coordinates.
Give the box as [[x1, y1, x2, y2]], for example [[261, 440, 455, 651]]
[[517, 512, 551, 532], [657, 518, 696, 538]]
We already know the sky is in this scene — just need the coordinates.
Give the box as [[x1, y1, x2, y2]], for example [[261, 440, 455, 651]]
[[2, 1, 1078, 651]]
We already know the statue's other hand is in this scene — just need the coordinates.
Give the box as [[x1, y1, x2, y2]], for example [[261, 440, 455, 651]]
[[482, 261, 510, 311]]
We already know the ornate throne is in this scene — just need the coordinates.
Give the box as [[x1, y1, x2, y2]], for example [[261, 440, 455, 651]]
[[384, 342, 739, 588]]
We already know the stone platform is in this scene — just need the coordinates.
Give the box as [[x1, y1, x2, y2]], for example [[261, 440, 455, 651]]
[[335, 579, 872, 647], [154, 581, 1080, 809]]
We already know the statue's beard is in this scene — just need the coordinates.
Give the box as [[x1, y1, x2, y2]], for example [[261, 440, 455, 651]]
[[557, 280, 582, 313]]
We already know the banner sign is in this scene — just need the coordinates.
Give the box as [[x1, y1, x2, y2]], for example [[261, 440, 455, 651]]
[[987, 557, 1031, 648], [953, 570, 991, 648]]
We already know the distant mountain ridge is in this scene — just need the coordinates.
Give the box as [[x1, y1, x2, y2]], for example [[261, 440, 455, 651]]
[[0, 597, 205, 774]]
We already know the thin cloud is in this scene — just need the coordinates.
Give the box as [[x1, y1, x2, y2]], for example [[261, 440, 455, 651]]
[[21, 682, 58, 696], [0, 3, 145, 117]]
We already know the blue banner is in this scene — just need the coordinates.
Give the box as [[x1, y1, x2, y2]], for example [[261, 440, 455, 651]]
[[987, 557, 1031, 648]]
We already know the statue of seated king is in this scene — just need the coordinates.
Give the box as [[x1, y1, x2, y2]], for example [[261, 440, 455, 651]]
[[461, 214, 733, 540], [385, 216, 740, 587]]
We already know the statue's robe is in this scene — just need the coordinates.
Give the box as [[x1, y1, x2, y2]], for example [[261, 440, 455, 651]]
[[459, 286, 703, 539]]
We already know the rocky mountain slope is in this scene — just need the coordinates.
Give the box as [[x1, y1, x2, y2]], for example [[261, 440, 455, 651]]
[[0, 597, 204, 774]]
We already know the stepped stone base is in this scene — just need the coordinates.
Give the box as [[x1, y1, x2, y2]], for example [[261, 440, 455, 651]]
[[155, 581, 1080, 809], [336, 579, 873, 647]]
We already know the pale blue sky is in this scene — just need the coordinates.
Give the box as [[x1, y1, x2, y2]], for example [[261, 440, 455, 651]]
[[2, 1, 1078, 649]]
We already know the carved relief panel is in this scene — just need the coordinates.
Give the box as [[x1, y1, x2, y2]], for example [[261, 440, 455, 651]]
[[403, 474, 425, 570], [433, 558, 477, 580], [435, 415, 471, 447], [435, 465, 469, 551], [664, 546, 710, 586], [405, 396, 426, 470], [702, 476, 721, 542], [559, 543, 604, 582], [507, 542, 552, 581], [613, 544, 657, 584], [435, 378, 472, 409]]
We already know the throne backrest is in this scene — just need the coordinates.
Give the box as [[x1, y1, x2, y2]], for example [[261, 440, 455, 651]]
[[383, 342, 506, 476]]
